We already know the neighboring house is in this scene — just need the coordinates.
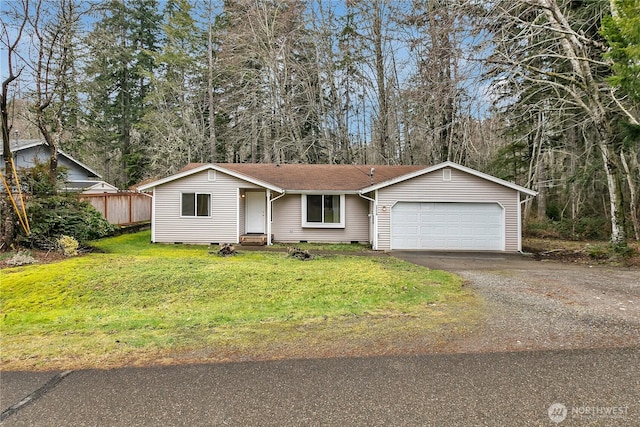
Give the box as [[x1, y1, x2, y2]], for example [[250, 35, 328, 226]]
[[138, 161, 537, 252], [0, 139, 107, 192], [82, 181, 119, 194]]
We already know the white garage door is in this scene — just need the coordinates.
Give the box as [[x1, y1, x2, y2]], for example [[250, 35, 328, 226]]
[[391, 202, 504, 250]]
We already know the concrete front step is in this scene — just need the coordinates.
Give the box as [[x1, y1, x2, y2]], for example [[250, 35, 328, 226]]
[[240, 234, 272, 246]]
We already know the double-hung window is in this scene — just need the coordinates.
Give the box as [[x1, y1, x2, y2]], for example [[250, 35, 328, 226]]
[[302, 194, 345, 228], [181, 193, 211, 217]]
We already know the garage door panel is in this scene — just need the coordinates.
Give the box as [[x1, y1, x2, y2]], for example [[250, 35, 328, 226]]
[[391, 202, 503, 250]]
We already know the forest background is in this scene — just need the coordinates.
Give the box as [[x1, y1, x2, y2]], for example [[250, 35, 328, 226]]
[[1, 0, 639, 248]]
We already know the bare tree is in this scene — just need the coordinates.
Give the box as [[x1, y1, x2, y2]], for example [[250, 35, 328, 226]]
[[1, 0, 28, 247], [485, 0, 629, 245], [216, 0, 319, 164], [27, 0, 86, 183]]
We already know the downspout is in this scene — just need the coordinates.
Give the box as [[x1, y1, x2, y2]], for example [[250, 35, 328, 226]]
[[358, 191, 377, 250], [268, 190, 286, 245], [151, 188, 156, 243]]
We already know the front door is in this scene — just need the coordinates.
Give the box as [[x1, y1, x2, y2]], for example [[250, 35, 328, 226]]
[[245, 191, 266, 233]]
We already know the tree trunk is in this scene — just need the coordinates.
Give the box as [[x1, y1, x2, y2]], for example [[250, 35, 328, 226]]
[[207, 4, 217, 163], [597, 135, 626, 245], [620, 152, 639, 240], [1, 88, 16, 247], [372, 1, 388, 164], [0, 9, 26, 247], [535, 0, 628, 246]]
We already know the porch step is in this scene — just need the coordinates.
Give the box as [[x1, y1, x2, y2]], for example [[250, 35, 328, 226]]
[[240, 234, 272, 246]]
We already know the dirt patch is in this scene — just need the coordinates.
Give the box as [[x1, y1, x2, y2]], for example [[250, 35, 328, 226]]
[[0, 248, 69, 269], [523, 237, 640, 267]]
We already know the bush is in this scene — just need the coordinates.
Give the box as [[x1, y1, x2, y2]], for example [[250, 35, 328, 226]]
[[5, 251, 38, 266], [57, 235, 79, 256], [525, 217, 609, 241], [24, 195, 115, 247], [16, 162, 115, 248]]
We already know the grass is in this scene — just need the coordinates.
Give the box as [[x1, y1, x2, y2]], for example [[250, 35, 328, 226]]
[[0, 231, 481, 370]]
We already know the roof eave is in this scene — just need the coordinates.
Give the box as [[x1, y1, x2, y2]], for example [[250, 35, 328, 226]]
[[58, 148, 102, 179], [360, 161, 537, 196], [286, 189, 361, 194], [2, 141, 102, 179], [138, 163, 284, 193]]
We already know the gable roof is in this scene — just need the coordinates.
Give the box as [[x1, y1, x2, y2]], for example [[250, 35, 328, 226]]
[[1, 139, 101, 179], [139, 161, 536, 196], [140, 163, 424, 193], [361, 161, 538, 196], [138, 163, 286, 193], [218, 163, 424, 192]]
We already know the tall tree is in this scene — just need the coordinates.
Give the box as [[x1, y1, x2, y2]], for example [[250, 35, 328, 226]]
[[399, 0, 470, 165], [139, 0, 208, 177], [602, 0, 640, 239], [83, 0, 161, 186], [345, 0, 396, 164], [1, 0, 28, 247], [28, 0, 86, 183], [216, 0, 319, 164], [485, 0, 630, 246]]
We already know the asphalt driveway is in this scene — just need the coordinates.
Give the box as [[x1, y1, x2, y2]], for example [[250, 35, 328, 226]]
[[391, 251, 640, 353]]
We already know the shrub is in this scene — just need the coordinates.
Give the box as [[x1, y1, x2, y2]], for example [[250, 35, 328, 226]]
[[57, 235, 79, 256], [25, 195, 115, 247], [525, 217, 609, 241], [17, 162, 115, 248], [5, 251, 38, 266], [610, 242, 637, 258], [585, 244, 609, 259]]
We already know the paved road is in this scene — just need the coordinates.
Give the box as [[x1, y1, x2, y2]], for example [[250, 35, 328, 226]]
[[1, 347, 638, 426]]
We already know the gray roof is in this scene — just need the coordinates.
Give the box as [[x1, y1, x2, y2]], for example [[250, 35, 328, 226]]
[[1, 139, 101, 179]]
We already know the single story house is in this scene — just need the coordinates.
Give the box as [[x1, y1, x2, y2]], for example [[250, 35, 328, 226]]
[[1, 139, 110, 192], [138, 161, 537, 252]]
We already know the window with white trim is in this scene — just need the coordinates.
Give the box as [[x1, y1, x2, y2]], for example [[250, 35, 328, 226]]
[[181, 193, 211, 217], [302, 194, 345, 228]]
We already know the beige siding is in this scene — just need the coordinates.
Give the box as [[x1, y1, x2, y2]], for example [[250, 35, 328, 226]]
[[153, 170, 260, 244], [376, 168, 520, 251], [271, 194, 370, 243]]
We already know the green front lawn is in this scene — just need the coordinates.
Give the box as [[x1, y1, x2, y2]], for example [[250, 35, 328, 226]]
[[0, 231, 481, 370]]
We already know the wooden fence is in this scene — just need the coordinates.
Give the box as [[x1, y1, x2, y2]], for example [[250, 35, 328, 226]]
[[79, 192, 152, 225]]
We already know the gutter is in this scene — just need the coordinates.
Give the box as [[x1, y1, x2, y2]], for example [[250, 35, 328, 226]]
[[268, 191, 287, 245], [358, 191, 378, 250]]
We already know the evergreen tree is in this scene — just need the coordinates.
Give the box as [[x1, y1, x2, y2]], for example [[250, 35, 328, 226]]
[[602, 0, 640, 103], [139, 0, 209, 177], [83, 0, 161, 186]]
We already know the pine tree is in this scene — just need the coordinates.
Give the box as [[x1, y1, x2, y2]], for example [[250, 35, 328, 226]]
[[83, 0, 161, 186]]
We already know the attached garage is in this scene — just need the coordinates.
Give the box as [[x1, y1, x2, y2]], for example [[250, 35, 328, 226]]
[[362, 162, 538, 252], [391, 202, 504, 250]]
